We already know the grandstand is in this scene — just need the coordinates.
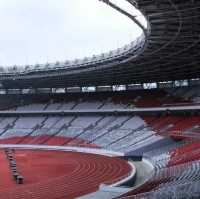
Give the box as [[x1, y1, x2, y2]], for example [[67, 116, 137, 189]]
[[0, 0, 200, 198]]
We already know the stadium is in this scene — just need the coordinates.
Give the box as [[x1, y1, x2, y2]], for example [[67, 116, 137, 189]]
[[0, 0, 200, 198]]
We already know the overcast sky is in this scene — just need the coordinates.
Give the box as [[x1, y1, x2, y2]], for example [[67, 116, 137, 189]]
[[0, 0, 144, 67]]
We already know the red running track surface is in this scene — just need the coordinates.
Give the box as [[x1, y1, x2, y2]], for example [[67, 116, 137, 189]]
[[0, 149, 131, 199]]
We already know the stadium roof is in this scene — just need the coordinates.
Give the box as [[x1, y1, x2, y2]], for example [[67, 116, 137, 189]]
[[0, 0, 200, 89]]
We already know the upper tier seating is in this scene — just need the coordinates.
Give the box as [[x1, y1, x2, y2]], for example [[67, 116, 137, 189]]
[[17, 104, 46, 111], [73, 101, 102, 109], [7, 87, 199, 112]]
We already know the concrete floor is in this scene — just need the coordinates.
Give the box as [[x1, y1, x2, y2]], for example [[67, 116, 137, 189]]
[[132, 160, 153, 187]]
